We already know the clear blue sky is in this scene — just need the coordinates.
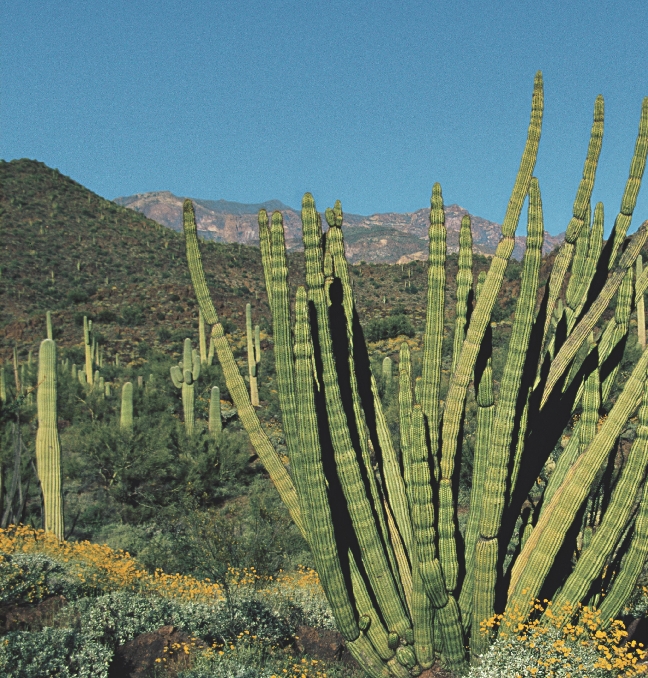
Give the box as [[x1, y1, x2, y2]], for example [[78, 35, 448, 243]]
[[2, 0, 647, 234]]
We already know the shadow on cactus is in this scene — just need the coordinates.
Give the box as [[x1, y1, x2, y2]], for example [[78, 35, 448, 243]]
[[182, 72, 648, 676]]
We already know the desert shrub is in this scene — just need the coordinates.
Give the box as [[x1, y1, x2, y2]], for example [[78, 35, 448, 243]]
[[468, 603, 647, 678], [0, 627, 112, 678], [120, 304, 144, 326], [364, 314, 415, 342]]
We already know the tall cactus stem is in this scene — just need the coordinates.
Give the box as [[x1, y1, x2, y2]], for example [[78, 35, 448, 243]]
[[120, 382, 133, 431], [246, 303, 259, 406], [209, 386, 222, 439], [199, 309, 208, 365], [35, 339, 63, 539], [638, 255, 646, 349], [451, 215, 473, 374]]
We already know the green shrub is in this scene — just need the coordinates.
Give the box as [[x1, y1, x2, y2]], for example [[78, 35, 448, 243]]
[[364, 314, 415, 341]]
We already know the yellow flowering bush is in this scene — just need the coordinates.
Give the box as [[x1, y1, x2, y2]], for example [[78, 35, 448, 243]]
[[470, 599, 647, 678], [0, 524, 224, 603]]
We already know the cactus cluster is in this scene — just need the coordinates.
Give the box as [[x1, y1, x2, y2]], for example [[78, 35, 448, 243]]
[[183, 74, 648, 675]]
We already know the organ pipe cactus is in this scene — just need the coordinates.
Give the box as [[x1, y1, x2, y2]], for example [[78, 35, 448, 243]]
[[35, 339, 63, 539], [170, 338, 200, 434], [638, 254, 646, 349], [183, 74, 648, 676], [46, 311, 53, 340]]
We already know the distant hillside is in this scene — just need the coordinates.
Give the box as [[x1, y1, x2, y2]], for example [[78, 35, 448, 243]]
[[0, 159, 495, 362], [115, 191, 565, 262]]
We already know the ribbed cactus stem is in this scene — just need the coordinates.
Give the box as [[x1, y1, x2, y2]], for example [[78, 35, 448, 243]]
[[382, 356, 393, 388], [246, 303, 259, 406], [209, 386, 222, 439], [552, 376, 648, 622], [199, 309, 208, 365], [638, 255, 646, 349], [46, 311, 53, 340], [35, 339, 63, 539], [0, 366, 6, 403], [120, 382, 133, 431], [452, 215, 473, 374], [83, 316, 93, 385]]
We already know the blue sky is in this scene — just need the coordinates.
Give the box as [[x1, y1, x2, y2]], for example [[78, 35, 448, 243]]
[[2, 0, 647, 234]]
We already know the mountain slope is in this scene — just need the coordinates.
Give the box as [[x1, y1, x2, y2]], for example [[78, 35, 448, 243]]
[[115, 191, 565, 262]]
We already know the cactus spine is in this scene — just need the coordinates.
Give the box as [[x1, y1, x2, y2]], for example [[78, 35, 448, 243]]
[[246, 303, 260, 406], [120, 382, 133, 431], [170, 338, 200, 434], [35, 339, 63, 539]]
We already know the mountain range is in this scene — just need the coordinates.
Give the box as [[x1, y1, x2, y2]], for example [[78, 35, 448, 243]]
[[115, 191, 565, 263]]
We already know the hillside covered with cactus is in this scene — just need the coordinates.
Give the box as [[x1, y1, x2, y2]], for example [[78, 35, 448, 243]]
[[1, 158, 540, 367]]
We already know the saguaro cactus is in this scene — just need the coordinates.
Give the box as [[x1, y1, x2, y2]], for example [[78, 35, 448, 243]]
[[209, 386, 222, 439], [382, 356, 393, 388], [246, 303, 260, 406], [183, 76, 648, 676], [170, 338, 201, 434], [46, 311, 53, 340], [199, 309, 208, 365], [83, 316, 93, 386], [35, 339, 64, 539], [120, 382, 133, 431]]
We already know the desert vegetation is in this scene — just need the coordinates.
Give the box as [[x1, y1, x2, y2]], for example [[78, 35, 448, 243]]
[[1, 73, 648, 677]]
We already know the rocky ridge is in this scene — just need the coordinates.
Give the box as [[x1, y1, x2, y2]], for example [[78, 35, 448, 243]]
[[115, 191, 564, 262]]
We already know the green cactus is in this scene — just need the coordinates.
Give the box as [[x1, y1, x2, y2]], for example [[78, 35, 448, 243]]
[[451, 215, 473, 373], [35, 339, 63, 539], [83, 316, 93, 386], [246, 303, 260, 406], [46, 311, 53, 340], [170, 338, 200, 434], [199, 309, 208, 365], [637, 255, 646, 349], [0, 366, 6, 404], [209, 386, 222, 439], [182, 77, 648, 676], [120, 382, 133, 431], [382, 356, 393, 388]]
